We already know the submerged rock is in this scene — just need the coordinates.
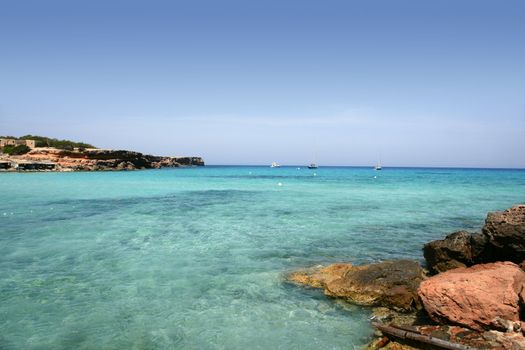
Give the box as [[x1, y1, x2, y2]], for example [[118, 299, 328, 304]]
[[288, 260, 425, 311], [418, 261, 525, 332], [423, 205, 525, 273]]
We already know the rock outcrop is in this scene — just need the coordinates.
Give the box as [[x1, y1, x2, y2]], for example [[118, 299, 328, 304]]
[[422, 230, 475, 273], [1, 147, 204, 171], [424, 205, 525, 273], [418, 261, 525, 332], [288, 260, 425, 311], [287, 204, 525, 349], [483, 205, 525, 263]]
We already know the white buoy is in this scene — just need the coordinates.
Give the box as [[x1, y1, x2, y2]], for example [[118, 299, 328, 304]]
[[374, 176, 377, 179], [278, 182, 283, 186], [313, 173, 317, 176]]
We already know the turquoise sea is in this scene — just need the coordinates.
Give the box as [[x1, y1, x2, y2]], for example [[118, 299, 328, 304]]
[[1, 166, 524, 349]]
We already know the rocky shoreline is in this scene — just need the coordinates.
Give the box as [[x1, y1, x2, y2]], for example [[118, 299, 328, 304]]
[[0, 147, 204, 172], [287, 204, 525, 349]]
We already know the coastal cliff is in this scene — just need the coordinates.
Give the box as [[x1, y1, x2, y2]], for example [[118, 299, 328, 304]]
[[0, 147, 204, 171]]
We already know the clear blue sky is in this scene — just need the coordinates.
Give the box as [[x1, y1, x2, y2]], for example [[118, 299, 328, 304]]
[[1, 0, 524, 167]]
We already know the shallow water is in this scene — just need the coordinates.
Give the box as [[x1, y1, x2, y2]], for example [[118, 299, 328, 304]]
[[1, 166, 524, 349]]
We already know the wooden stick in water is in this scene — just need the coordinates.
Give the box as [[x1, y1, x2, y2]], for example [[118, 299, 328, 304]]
[[372, 322, 481, 350]]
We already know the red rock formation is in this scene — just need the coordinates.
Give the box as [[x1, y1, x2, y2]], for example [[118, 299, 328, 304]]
[[418, 261, 525, 332]]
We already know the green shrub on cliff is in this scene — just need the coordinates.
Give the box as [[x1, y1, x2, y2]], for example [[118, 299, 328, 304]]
[[19, 135, 95, 149], [2, 144, 31, 155]]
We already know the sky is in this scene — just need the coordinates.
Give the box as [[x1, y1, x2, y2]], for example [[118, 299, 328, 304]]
[[0, 0, 524, 167]]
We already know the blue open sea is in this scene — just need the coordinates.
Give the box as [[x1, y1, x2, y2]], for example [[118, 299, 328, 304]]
[[1, 166, 524, 349]]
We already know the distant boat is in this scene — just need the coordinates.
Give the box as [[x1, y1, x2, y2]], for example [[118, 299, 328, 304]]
[[308, 145, 318, 169], [374, 163, 382, 170], [270, 162, 280, 168]]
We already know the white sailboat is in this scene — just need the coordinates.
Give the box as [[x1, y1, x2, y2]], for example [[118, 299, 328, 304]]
[[308, 144, 318, 169], [270, 162, 280, 168], [374, 153, 382, 170]]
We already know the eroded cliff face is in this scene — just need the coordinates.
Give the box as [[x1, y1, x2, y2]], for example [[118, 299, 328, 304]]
[[1, 147, 204, 171]]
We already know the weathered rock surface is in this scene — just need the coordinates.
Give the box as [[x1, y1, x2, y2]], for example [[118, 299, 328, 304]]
[[418, 261, 525, 332], [371, 307, 423, 327], [1, 147, 204, 171], [483, 205, 525, 263], [423, 230, 474, 273], [367, 324, 525, 350], [424, 205, 525, 273], [288, 260, 425, 311]]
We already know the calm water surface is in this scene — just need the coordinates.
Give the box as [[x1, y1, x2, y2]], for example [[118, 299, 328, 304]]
[[1, 166, 524, 349]]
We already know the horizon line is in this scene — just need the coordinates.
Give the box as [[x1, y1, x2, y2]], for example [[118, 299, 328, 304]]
[[203, 164, 525, 170]]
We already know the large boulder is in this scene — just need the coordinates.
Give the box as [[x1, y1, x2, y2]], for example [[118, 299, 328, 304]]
[[424, 205, 525, 273], [482, 205, 525, 262], [288, 260, 425, 311], [423, 230, 475, 273], [418, 261, 525, 332]]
